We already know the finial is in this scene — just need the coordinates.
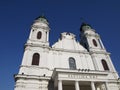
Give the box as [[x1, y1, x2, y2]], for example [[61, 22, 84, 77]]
[[35, 14, 46, 20], [80, 18, 92, 31], [80, 17, 91, 26], [41, 13, 45, 18], [80, 17, 87, 24]]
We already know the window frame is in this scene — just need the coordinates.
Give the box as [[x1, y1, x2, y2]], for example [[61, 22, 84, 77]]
[[69, 57, 76, 70], [101, 59, 109, 70], [92, 39, 98, 47], [32, 53, 40, 66], [37, 31, 42, 39]]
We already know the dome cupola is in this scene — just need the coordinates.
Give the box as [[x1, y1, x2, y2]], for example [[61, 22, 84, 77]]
[[35, 16, 49, 25], [32, 16, 49, 28], [80, 22, 92, 32]]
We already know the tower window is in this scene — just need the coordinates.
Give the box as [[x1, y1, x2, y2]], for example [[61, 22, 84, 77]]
[[101, 59, 109, 70], [32, 53, 40, 65], [37, 31, 42, 39], [92, 39, 97, 47], [69, 57, 76, 70]]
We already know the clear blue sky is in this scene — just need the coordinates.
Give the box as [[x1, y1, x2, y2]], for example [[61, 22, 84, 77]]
[[0, 0, 120, 90]]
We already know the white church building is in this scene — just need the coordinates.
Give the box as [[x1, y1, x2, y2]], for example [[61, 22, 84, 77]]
[[14, 16, 120, 90]]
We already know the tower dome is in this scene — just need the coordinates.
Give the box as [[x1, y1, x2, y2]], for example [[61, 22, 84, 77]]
[[80, 22, 92, 32], [35, 15, 49, 25], [32, 16, 49, 28]]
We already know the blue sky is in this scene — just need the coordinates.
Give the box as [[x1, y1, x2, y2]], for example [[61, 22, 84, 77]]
[[0, 0, 120, 90]]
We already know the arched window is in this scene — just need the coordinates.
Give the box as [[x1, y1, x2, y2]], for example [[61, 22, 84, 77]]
[[92, 39, 97, 47], [37, 31, 42, 39], [32, 53, 40, 65], [101, 59, 109, 70], [69, 57, 76, 70]]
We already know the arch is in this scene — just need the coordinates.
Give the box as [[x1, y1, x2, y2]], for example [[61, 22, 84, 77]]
[[92, 39, 97, 47], [101, 59, 109, 70], [32, 53, 40, 65], [37, 31, 42, 39], [69, 57, 76, 70]]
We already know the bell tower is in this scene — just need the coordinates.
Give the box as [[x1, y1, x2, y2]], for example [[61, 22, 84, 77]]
[[27, 16, 50, 46], [14, 16, 50, 90], [80, 23, 105, 52], [80, 23, 119, 79]]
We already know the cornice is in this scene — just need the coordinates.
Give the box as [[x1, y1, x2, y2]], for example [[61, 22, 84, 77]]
[[14, 74, 51, 81], [32, 25, 50, 31], [89, 50, 110, 55], [85, 33, 100, 38], [50, 47, 89, 54]]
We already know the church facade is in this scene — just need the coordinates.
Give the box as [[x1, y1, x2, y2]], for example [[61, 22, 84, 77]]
[[14, 16, 120, 90]]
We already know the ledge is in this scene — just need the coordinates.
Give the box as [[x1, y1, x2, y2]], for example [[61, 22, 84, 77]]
[[14, 74, 51, 82]]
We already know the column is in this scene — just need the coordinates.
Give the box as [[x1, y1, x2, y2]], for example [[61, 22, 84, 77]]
[[47, 32, 49, 42], [58, 80, 62, 90], [105, 82, 109, 90], [91, 54, 99, 70], [99, 39, 105, 49], [91, 82, 96, 90], [75, 81, 80, 90]]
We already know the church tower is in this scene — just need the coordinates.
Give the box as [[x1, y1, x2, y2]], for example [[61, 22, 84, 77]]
[[28, 16, 50, 46], [80, 23, 105, 51], [80, 22, 118, 76], [14, 16, 50, 90]]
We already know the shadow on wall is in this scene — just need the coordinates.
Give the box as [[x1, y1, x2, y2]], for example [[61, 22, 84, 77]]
[[48, 79, 54, 90]]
